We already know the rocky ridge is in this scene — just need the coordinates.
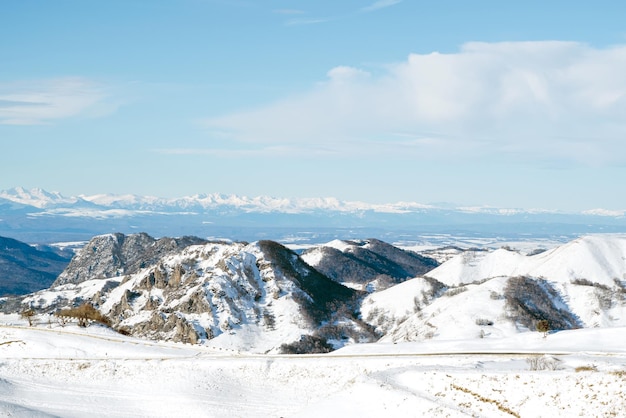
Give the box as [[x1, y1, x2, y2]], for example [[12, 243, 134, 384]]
[[301, 238, 439, 291], [17, 234, 377, 353], [7, 232, 626, 354], [53, 233, 208, 286]]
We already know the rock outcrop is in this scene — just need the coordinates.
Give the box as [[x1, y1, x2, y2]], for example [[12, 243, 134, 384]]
[[53, 233, 207, 286]]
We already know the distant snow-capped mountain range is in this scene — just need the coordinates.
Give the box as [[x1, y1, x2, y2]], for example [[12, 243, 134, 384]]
[[1, 186, 433, 213], [2, 186, 623, 216], [1, 187, 626, 244]]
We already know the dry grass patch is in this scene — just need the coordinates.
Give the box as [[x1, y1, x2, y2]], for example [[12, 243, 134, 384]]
[[451, 384, 520, 417], [575, 365, 598, 372]]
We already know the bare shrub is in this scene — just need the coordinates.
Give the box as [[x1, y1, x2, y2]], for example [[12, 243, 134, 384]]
[[571, 279, 615, 309], [536, 319, 550, 337], [475, 318, 494, 326], [490, 291, 503, 300], [55, 303, 111, 327], [263, 310, 276, 330], [445, 286, 468, 297], [526, 355, 561, 371], [571, 278, 610, 290], [20, 308, 36, 326]]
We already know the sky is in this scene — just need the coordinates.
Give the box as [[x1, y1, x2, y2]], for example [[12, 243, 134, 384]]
[[1, 0, 626, 211]]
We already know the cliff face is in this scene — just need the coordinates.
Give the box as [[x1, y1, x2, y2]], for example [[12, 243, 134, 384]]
[[52, 233, 208, 286]]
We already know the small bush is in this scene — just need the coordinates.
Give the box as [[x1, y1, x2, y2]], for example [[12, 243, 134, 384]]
[[489, 291, 503, 300], [445, 286, 468, 297], [20, 308, 36, 326], [527, 355, 561, 371], [279, 334, 333, 354], [55, 303, 111, 327], [536, 319, 550, 336], [475, 318, 494, 326], [571, 278, 610, 290], [115, 327, 132, 336]]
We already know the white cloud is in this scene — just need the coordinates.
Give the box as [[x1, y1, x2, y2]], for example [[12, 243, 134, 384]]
[[361, 0, 402, 12], [326, 66, 371, 82], [0, 78, 109, 125], [204, 41, 626, 165]]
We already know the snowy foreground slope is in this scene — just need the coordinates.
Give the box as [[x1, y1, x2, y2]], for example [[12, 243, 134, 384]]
[[1, 315, 626, 417]]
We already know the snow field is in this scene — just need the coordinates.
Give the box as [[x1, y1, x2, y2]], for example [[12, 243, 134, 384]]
[[2, 319, 626, 417]]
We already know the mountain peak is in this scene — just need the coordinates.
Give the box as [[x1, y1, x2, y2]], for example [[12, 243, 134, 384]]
[[0, 187, 77, 208]]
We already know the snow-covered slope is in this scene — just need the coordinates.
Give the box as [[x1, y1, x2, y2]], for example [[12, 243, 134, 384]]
[[362, 234, 626, 344], [1, 315, 626, 417], [428, 234, 626, 288]]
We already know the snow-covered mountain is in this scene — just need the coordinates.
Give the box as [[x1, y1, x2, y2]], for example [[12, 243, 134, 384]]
[[11, 234, 376, 353], [2, 187, 626, 244], [4, 231, 626, 356], [362, 234, 626, 343], [2, 186, 625, 217], [301, 238, 438, 291]]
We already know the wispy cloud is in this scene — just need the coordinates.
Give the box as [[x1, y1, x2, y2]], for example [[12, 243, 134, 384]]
[[203, 41, 626, 165], [361, 0, 402, 12], [0, 78, 110, 125]]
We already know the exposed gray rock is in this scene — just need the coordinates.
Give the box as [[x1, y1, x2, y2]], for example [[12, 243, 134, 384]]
[[21, 239, 376, 351], [53, 233, 207, 286]]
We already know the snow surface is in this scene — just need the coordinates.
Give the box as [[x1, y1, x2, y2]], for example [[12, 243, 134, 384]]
[[427, 234, 626, 288], [359, 235, 626, 343], [2, 315, 626, 417]]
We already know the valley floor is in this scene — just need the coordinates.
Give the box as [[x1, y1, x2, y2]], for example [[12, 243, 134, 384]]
[[1, 316, 625, 417]]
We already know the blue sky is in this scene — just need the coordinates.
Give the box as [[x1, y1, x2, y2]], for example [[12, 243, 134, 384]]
[[1, 0, 626, 211]]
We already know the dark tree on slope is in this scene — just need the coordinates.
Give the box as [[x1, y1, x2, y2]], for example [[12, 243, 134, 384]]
[[279, 335, 334, 354], [258, 240, 359, 326], [504, 276, 581, 332], [304, 238, 439, 288]]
